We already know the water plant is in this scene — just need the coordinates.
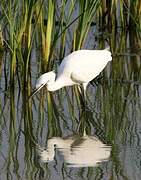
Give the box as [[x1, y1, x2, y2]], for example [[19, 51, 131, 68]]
[[0, 1, 141, 178]]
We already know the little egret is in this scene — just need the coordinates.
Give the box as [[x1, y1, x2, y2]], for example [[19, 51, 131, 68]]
[[30, 48, 112, 98]]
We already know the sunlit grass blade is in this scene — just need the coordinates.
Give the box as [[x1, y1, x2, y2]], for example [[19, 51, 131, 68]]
[[42, 0, 55, 71], [74, 0, 101, 50]]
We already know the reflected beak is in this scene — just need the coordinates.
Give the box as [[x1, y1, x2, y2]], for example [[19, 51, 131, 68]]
[[28, 83, 46, 100]]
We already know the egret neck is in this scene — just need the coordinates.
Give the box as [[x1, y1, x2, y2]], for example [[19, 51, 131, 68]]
[[47, 77, 75, 91]]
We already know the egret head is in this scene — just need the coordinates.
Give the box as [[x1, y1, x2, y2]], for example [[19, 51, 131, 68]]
[[29, 71, 56, 99], [38, 148, 55, 162]]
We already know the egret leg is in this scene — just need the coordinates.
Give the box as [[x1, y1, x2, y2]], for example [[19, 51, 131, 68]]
[[82, 83, 88, 109], [77, 83, 88, 111], [76, 110, 87, 136], [82, 83, 88, 134], [76, 83, 88, 135]]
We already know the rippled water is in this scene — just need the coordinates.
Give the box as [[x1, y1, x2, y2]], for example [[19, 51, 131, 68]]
[[1, 28, 141, 180]]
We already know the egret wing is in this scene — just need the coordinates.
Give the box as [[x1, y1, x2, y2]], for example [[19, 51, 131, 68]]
[[71, 70, 91, 84]]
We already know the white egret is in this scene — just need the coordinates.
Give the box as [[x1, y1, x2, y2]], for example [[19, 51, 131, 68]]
[[30, 48, 112, 97]]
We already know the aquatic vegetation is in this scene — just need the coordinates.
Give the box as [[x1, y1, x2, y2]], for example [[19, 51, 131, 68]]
[[0, 0, 140, 85], [0, 1, 141, 179]]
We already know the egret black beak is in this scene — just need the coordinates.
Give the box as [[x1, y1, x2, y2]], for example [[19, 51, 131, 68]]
[[28, 83, 46, 100]]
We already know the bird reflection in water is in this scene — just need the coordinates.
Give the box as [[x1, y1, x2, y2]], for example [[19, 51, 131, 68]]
[[37, 135, 111, 167]]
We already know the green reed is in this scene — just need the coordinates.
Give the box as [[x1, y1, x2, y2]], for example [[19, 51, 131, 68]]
[[0, 25, 3, 51], [73, 0, 101, 50], [0, 0, 141, 129], [0, 0, 141, 84], [1, 1, 141, 179], [0, 0, 141, 135], [40, 0, 55, 72]]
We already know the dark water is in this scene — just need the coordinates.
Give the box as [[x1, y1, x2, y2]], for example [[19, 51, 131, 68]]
[[1, 29, 141, 180]]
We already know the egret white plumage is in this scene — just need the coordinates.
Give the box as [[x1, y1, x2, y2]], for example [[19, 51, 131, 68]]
[[30, 49, 112, 98]]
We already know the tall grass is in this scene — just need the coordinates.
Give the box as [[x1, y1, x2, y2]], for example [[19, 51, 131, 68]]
[[0, 0, 140, 133], [39, 0, 55, 72], [1, 1, 141, 178], [0, 0, 140, 117], [0, 0, 141, 85], [73, 0, 101, 50]]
